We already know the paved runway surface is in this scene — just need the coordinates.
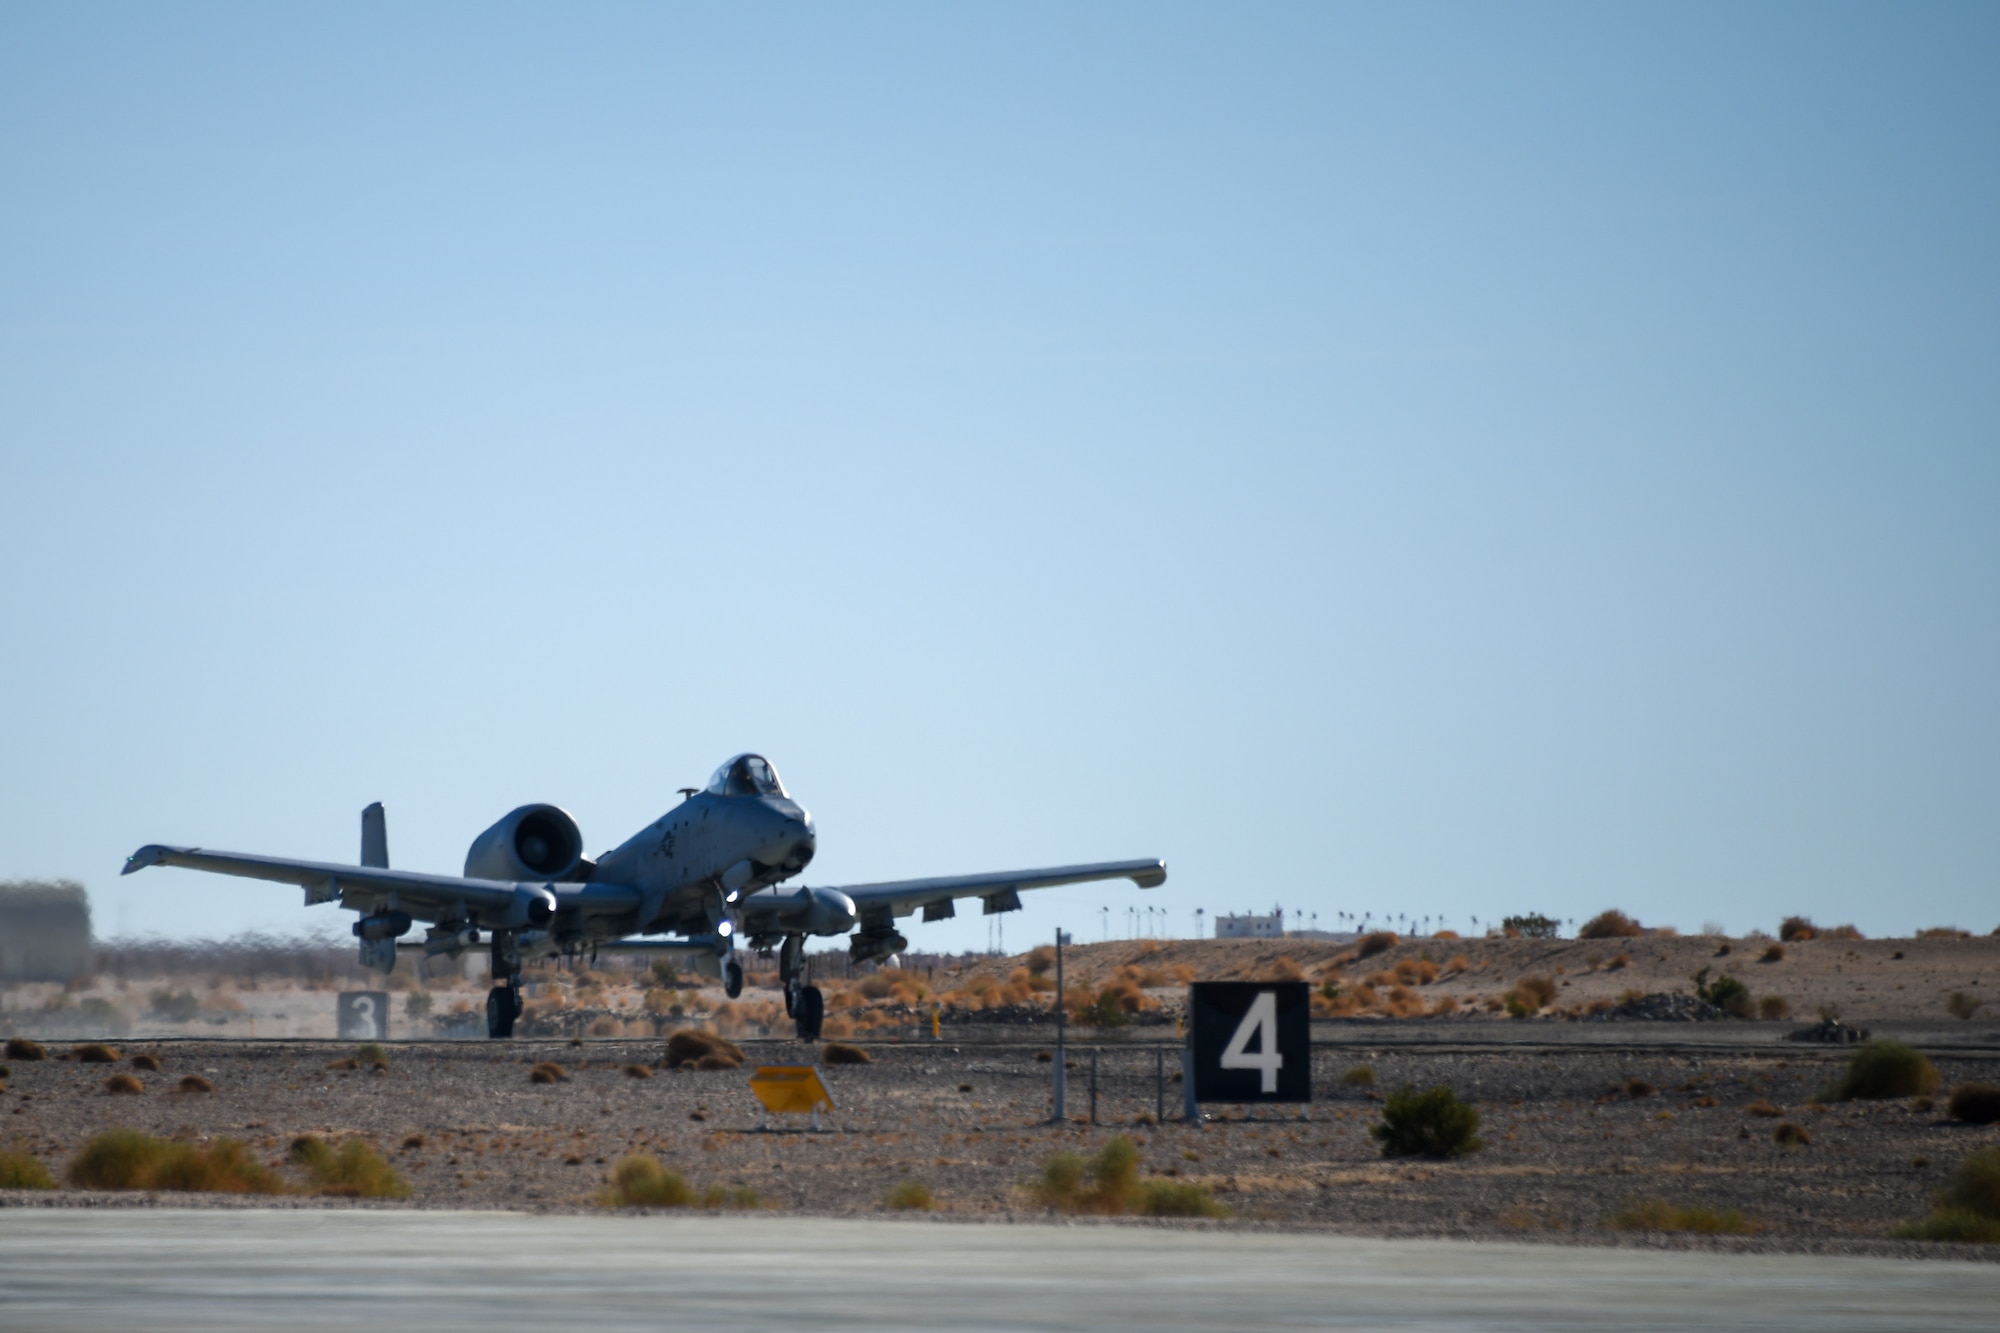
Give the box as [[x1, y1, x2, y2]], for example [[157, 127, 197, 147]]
[[1, 1210, 1995, 1331]]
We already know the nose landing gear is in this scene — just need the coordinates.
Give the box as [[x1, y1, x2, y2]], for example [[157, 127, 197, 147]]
[[778, 933, 823, 1041]]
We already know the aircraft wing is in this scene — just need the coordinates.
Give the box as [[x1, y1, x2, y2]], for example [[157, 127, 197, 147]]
[[823, 858, 1166, 924], [120, 844, 529, 916]]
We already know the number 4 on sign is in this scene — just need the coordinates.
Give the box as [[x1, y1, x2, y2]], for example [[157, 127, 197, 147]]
[[1220, 990, 1283, 1093]]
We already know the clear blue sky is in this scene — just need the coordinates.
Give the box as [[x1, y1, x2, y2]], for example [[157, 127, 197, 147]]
[[2, 4, 1995, 947]]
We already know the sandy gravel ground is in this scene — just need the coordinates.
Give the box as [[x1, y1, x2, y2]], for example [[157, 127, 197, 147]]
[[3, 1030, 1997, 1260]]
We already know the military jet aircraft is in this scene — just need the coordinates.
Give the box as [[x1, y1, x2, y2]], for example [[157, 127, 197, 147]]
[[122, 753, 1166, 1039]]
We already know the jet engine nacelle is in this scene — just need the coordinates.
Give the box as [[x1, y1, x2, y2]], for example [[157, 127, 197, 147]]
[[464, 804, 586, 882]]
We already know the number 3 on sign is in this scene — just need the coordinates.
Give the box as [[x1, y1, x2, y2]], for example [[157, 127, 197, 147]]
[[1220, 990, 1283, 1092]]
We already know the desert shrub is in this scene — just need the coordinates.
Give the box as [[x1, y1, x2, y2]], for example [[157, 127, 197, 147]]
[[699, 1184, 762, 1209], [1692, 970, 1753, 1019], [1443, 955, 1470, 976], [1393, 959, 1438, 986], [529, 1061, 568, 1084], [664, 1030, 744, 1069], [1024, 945, 1056, 976], [405, 991, 433, 1019], [1429, 995, 1461, 1017], [1606, 953, 1630, 970], [1759, 996, 1791, 1021], [884, 1178, 935, 1210], [74, 1043, 120, 1064], [1938, 1147, 2000, 1219], [821, 1042, 871, 1065], [0, 1149, 54, 1189], [1918, 926, 1970, 939], [130, 1053, 161, 1072], [1371, 1085, 1483, 1158], [178, 1075, 214, 1093], [622, 1064, 654, 1079], [70, 1129, 285, 1194], [325, 1058, 360, 1071], [1504, 975, 1557, 1017], [1773, 1121, 1811, 1147], [104, 1073, 143, 1095], [148, 990, 201, 1023], [1356, 931, 1399, 959], [1267, 956, 1305, 983], [1610, 1199, 1759, 1234], [288, 1135, 411, 1198], [355, 1043, 388, 1069], [5, 1038, 45, 1061], [1832, 1041, 1940, 1101], [1743, 1099, 1783, 1117], [1139, 1179, 1227, 1217], [1623, 1078, 1656, 1099], [1341, 1064, 1375, 1087], [1778, 916, 1816, 942], [1031, 1149, 1089, 1210], [1501, 914, 1559, 939], [601, 1155, 694, 1207], [1947, 992, 1983, 1021], [1823, 923, 1864, 940], [1947, 1084, 2000, 1126], [1579, 910, 1643, 939], [1894, 1147, 2000, 1242], [1760, 943, 1785, 962]]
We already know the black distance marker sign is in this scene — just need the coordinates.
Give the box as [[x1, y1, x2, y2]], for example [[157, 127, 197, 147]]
[[1189, 981, 1310, 1104]]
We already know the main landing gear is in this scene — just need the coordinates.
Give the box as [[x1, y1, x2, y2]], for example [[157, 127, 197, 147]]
[[778, 934, 824, 1041], [486, 932, 524, 1039]]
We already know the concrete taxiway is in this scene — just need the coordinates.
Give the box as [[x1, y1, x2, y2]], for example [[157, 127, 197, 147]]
[[1, 1210, 1995, 1331]]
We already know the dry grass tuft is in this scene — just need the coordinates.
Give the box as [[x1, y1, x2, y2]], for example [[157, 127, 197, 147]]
[[821, 1042, 872, 1065], [1760, 943, 1785, 962], [1028, 1135, 1223, 1217], [1947, 992, 1984, 1021], [325, 1058, 360, 1071], [529, 1061, 568, 1084], [74, 1043, 120, 1064], [1606, 953, 1630, 970], [1504, 975, 1557, 1018], [0, 1148, 55, 1189], [1744, 1098, 1783, 1117], [1917, 926, 1970, 939], [622, 1064, 654, 1079], [1947, 1084, 2000, 1126], [1623, 1078, 1656, 1099], [1611, 1199, 1760, 1234], [355, 1043, 388, 1070], [104, 1073, 144, 1095], [1823, 924, 1865, 940], [130, 1054, 162, 1072], [177, 1075, 214, 1093], [1341, 1064, 1376, 1087], [1759, 996, 1791, 1020], [289, 1135, 412, 1198], [1832, 1041, 1940, 1101], [883, 1178, 934, 1210], [70, 1128, 286, 1194], [1579, 910, 1643, 939], [4, 1037, 46, 1061], [664, 1029, 745, 1069], [1773, 1121, 1811, 1146], [402, 1134, 425, 1150], [601, 1154, 694, 1207], [1356, 931, 1399, 959]]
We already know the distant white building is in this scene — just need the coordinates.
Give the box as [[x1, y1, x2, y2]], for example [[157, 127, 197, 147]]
[[1215, 909, 1284, 940]]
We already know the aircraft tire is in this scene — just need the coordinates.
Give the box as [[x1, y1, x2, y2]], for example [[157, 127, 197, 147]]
[[794, 985, 824, 1042], [724, 958, 744, 1000], [485, 986, 518, 1039]]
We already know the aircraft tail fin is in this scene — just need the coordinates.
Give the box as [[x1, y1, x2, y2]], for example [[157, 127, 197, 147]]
[[360, 802, 389, 869]]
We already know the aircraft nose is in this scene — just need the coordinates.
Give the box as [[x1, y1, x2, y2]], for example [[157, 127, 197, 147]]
[[786, 820, 816, 871]]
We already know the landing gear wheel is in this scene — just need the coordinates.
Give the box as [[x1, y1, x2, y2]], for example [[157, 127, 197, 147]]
[[784, 981, 798, 1018], [794, 985, 824, 1042], [485, 985, 521, 1039], [723, 958, 744, 1000]]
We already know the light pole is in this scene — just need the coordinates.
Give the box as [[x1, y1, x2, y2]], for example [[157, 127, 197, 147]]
[[1195, 907, 1204, 939]]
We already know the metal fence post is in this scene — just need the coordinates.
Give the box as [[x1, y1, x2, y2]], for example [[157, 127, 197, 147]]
[[1050, 929, 1067, 1124], [1181, 1045, 1199, 1123], [1155, 1047, 1164, 1125], [1089, 1049, 1098, 1126]]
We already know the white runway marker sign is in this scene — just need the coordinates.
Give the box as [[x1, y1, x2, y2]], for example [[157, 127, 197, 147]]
[[337, 991, 390, 1041], [1189, 981, 1310, 1104]]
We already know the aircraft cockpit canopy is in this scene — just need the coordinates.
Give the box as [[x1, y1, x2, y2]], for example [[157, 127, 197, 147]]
[[707, 753, 788, 799]]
